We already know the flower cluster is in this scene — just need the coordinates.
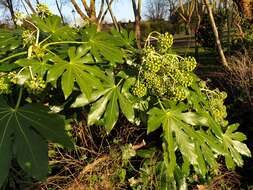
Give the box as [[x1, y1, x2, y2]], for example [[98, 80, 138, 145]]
[[132, 32, 197, 101]]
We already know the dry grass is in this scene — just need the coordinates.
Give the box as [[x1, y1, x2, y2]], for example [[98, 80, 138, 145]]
[[34, 116, 146, 190], [226, 51, 253, 104], [208, 166, 241, 190]]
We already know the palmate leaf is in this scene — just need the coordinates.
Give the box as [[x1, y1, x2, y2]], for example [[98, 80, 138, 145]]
[[15, 54, 53, 77], [222, 123, 251, 168], [0, 29, 21, 54], [147, 102, 251, 179], [0, 97, 72, 186], [111, 28, 136, 48], [72, 72, 135, 133], [88, 78, 134, 133], [47, 46, 106, 99], [81, 26, 124, 64], [32, 15, 76, 40]]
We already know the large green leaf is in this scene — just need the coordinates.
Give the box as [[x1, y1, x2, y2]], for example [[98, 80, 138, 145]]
[[81, 27, 124, 63], [147, 101, 251, 180], [104, 88, 119, 133], [47, 46, 105, 99], [73, 72, 135, 133], [15, 54, 53, 77], [32, 15, 76, 40], [111, 28, 136, 48], [223, 124, 251, 168], [0, 29, 21, 54], [0, 97, 72, 186]]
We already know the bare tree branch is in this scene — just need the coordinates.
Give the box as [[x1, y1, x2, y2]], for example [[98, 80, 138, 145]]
[[71, 0, 88, 20], [24, 0, 36, 13]]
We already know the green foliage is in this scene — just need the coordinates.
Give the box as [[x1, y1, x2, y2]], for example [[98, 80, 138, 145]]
[[132, 32, 251, 188], [0, 96, 72, 186], [72, 71, 135, 133], [47, 46, 104, 99], [0, 29, 21, 55], [0, 7, 250, 189]]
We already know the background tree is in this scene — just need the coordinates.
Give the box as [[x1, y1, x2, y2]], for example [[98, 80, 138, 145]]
[[203, 0, 228, 67], [22, 0, 36, 13], [132, 0, 142, 48], [176, 0, 196, 34], [144, 0, 169, 20], [0, 0, 16, 25], [55, 0, 67, 24], [167, 0, 177, 18], [234, 0, 252, 21], [70, 0, 118, 29]]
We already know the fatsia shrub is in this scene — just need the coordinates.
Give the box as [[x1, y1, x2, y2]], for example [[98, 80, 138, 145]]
[[0, 8, 251, 189]]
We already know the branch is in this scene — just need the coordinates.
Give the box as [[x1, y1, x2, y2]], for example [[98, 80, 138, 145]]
[[203, 0, 228, 67], [71, 0, 88, 20], [132, 0, 138, 17], [24, 0, 36, 13], [99, 0, 113, 23], [105, 0, 119, 31], [55, 0, 65, 24], [97, 0, 105, 20], [81, 0, 90, 15], [89, 0, 96, 21]]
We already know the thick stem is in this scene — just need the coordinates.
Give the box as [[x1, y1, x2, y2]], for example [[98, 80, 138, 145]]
[[15, 87, 23, 110], [0, 52, 27, 63], [158, 98, 166, 111], [43, 41, 86, 49]]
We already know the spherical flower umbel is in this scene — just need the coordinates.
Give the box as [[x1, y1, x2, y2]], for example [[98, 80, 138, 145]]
[[157, 32, 173, 53], [36, 3, 52, 18], [132, 82, 147, 98], [14, 12, 26, 26], [22, 30, 36, 47], [25, 76, 46, 94]]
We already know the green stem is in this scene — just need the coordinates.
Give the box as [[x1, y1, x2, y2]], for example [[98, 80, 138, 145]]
[[144, 31, 160, 47], [15, 87, 23, 110], [39, 35, 52, 45], [0, 51, 27, 63], [116, 79, 124, 87], [158, 98, 166, 111], [24, 19, 40, 46], [43, 41, 87, 49]]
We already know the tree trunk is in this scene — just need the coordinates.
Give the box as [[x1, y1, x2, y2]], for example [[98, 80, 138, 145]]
[[185, 22, 191, 35], [71, 0, 88, 20], [132, 0, 142, 49], [5, 0, 16, 26], [89, 0, 97, 23], [239, 0, 252, 21], [203, 0, 228, 67]]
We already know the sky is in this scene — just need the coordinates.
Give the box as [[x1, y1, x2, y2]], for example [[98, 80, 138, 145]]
[[0, 0, 149, 24], [0, 0, 151, 24], [46, 0, 141, 24]]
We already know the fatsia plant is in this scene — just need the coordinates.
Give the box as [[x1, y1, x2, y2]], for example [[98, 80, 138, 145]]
[[0, 95, 73, 186], [47, 46, 105, 99], [0, 7, 132, 187], [72, 71, 135, 133], [0, 5, 251, 189], [130, 32, 251, 188]]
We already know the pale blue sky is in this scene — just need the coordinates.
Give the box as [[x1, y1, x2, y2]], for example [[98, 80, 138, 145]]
[[1, 0, 148, 24], [45, 0, 144, 23]]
